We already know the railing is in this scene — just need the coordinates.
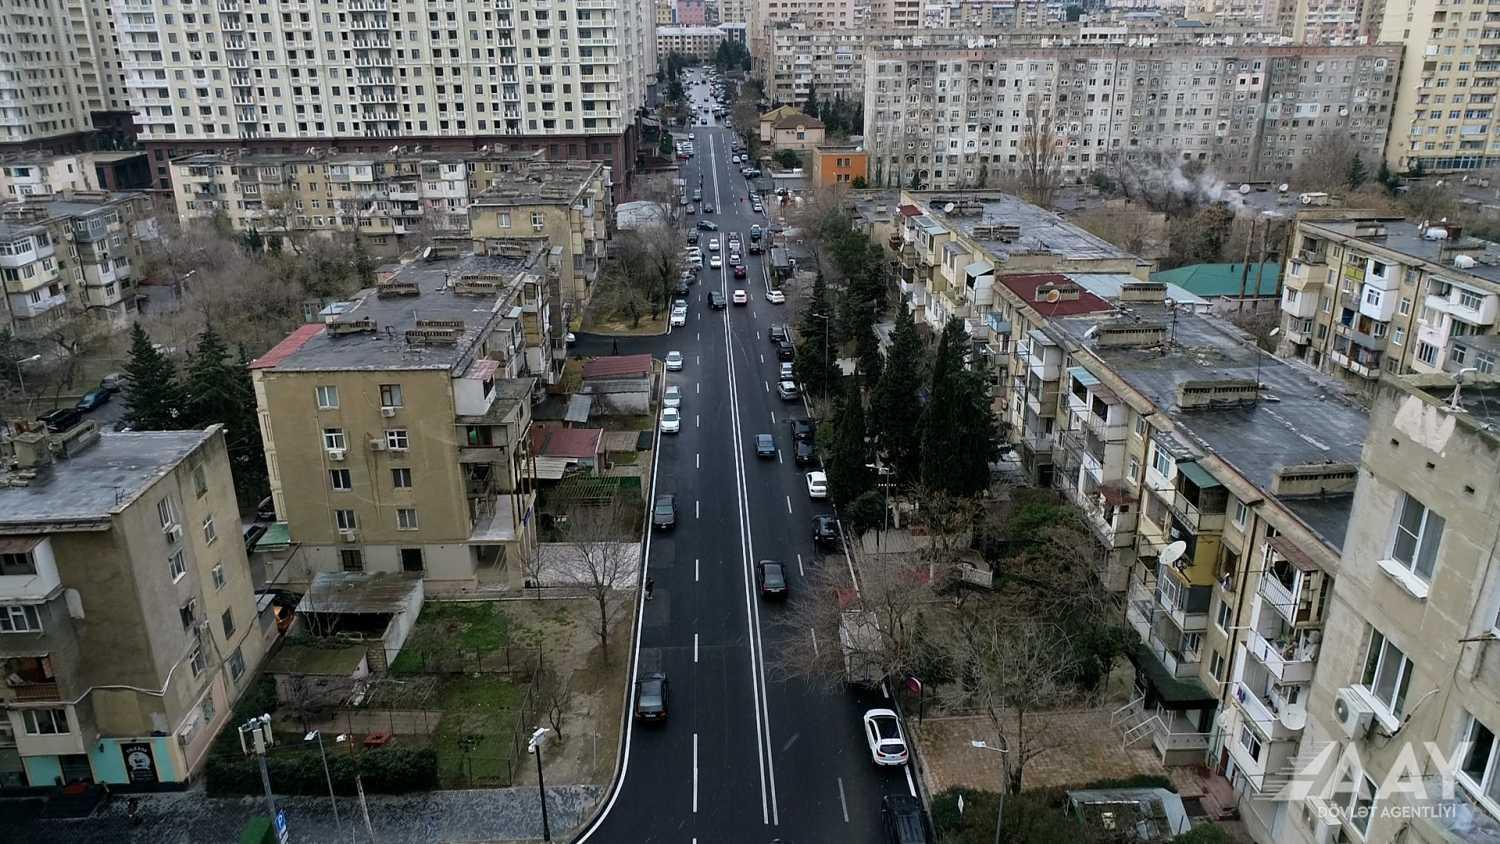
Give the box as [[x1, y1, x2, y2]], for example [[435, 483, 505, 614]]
[[1169, 490, 1226, 534], [12, 681, 61, 701]]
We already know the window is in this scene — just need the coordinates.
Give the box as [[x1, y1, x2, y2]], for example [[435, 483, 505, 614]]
[[322, 428, 347, 450], [1390, 492, 1444, 581], [202, 514, 218, 545], [1209, 649, 1226, 681], [1233, 500, 1248, 527], [179, 598, 197, 631], [329, 469, 352, 491], [379, 383, 404, 408], [392, 467, 412, 488], [339, 549, 364, 572], [400, 547, 424, 572], [1459, 713, 1500, 806], [228, 646, 246, 683], [190, 645, 206, 677], [22, 708, 69, 735], [1215, 599, 1231, 632], [1361, 628, 1414, 718], [386, 429, 409, 450], [0, 552, 36, 576], [1417, 341, 1439, 365], [335, 510, 358, 531], [169, 550, 186, 581], [1393, 327, 1406, 345], [211, 563, 225, 590], [157, 496, 178, 529], [397, 508, 419, 530], [1127, 456, 1141, 484], [315, 385, 339, 409], [1332, 767, 1377, 836], [192, 464, 208, 498], [221, 608, 235, 639], [0, 604, 42, 633], [1150, 444, 1172, 478], [1399, 296, 1412, 315], [1237, 724, 1263, 761]]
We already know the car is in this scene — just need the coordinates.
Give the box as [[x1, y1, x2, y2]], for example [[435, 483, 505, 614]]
[[685, 253, 703, 268], [731, 289, 749, 305], [710, 254, 722, 269], [863, 709, 909, 767], [793, 439, 816, 467], [686, 204, 697, 215], [749, 242, 764, 255], [750, 224, 763, 240], [665, 350, 684, 371], [689, 133, 696, 140], [652, 495, 677, 530], [754, 433, 776, 458], [663, 385, 683, 409], [674, 280, 691, 296], [775, 339, 796, 361], [660, 406, 681, 433], [692, 189, 702, 201], [779, 362, 795, 381], [696, 220, 718, 231], [789, 418, 816, 441], [777, 380, 800, 400], [670, 309, 687, 327], [256, 496, 279, 522], [75, 389, 111, 412], [565, 332, 577, 345], [709, 291, 727, 309], [703, 204, 715, 214], [687, 231, 700, 245], [38, 407, 83, 432], [635, 673, 670, 721], [813, 514, 839, 546], [732, 154, 742, 163], [882, 795, 932, 844], [765, 288, 785, 304], [806, 470, 829, 499], [757, 560, 788, 600], [733, 264, 747, 279], [728, 251, 742, 263], [708, 237, 721, 252]]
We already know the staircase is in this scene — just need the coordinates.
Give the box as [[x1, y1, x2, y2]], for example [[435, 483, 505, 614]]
[[1110, 691, 1158, 750]]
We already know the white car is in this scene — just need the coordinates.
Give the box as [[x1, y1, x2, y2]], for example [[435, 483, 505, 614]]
[[661, 406, 681, 434], [671, 308, 687, 327], [862, 709, 909, 766], [732, 289, 749, 305], [663, 385, 683, 409], [689, 133, 696, 140], [779, 362, 795, 380], [710, 254, 722, 269], [708, 238, 721, 252], [766, 289, 785, 304], [806, 471, 828, 499], [665, 350, 684, 371]]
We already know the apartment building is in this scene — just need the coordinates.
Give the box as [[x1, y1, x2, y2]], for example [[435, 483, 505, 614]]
[[1277, 215, 1500, 397], [0, 425, 270, 790], [656, 26, 725, 62], [1380, 0, 1500, 171], [468, 160, 611, 314], [767, 25, 871, 106], [0, 0, 133, 151], [718, 0, 750, 24], [0, 191, 161, 339], [677, 0, 708, 26], [0, 151, 152, 199], [749, 0, 860, 74], [810, 144, 869, 186], [114, 0, 654, 191], [1253, 372, 1500, 844], [657, 0, 675, 25], [251, 240, 549, 595], [864, 39, 1399, 189]]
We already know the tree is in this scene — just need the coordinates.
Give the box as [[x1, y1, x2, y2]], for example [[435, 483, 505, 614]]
[[870, 306, 925, 485], [1018, 96, 1064, 208], [1293, 130, 1364, 193], [853, 311, 882, 385], [851, 176, 868, 189], [797, 273, 837, 397], [561, 503, 637, 663], [182, 324, 237, 429], [827, 376, 872, 509], [658, 132, 674, 158], [919, 318, 998, 498], [1376, 160, 1399, 194], [803, 86, 820, 118], [352, 235, 376, 286], [535, 656, 575, 742], [1346, 154, 1369, 191], [775, 148, 802, 170], [240, 227, 265, 255], [123, 322, 184, 430], [1166, 203, 1235, 268]]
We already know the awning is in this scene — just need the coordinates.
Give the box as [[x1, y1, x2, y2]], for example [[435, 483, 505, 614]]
[[533, 457, 575, 480], [1176, 461, 1222, 490], [1067, 366, 1100, 387], [0, 536, 43, 555], [1270, 535, 1320, 572], [1128, 643, 1216, 709], [965, 259, 995, 277]]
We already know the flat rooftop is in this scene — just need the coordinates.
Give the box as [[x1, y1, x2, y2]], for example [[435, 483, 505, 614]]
[[1413, 379, 1500, 435], [470, 161, 603, 205], [911, 192, 1129, 261], [0, 430, 213, 529], [1307, 218, 1500, 284], [252, 248, 541, 373]]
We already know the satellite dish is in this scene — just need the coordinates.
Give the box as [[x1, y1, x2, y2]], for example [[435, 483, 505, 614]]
[[1160, 541, 1188, 568], [1083, 324, 1100, 340], [1044, 289, 1062, 304], [1278, 183, 1289, 193], [943, 202, 956, 213], [1239, 184, 1251, 195], [1269, 327, 1280, 337]]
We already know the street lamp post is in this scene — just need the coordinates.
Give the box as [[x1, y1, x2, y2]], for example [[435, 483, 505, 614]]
[[304, 731, 341, 838], [971, 739, 1010, 844], [335, 734, 375, 842], [864, 456, 895, 551], [12, 353, 41, 402], [528, 727, 553, 842]]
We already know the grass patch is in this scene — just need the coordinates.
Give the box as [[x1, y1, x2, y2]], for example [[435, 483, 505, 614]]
[[607, 450, 640, 465], [390, 602, 510, 674], [433, 674, 527, 788], [561, 359, 583, 393], [602, 414, 655, 432]]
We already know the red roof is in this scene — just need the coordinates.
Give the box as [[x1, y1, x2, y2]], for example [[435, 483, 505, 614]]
[[251, 324, 325, 369], [531, 424, 604, 459], [581, 354, 653, 380], [898, 204, 922, 217], [999, 273, 1113, 317]]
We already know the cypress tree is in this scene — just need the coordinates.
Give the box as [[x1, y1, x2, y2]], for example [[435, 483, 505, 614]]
[[123, 322, 184, 430], [827, 375, 872, 510], [871, 306, 924, 484], [920, 317, 998, 497], [797, 273, 836, 398]]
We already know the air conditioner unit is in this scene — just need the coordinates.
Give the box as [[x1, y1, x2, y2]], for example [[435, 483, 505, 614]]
[[178, 719, 198, 748], [380, 406, 397, 418], [328, 448, 347, 461], [1301, 797, 1343, 844], [368, 438, 386, 452], [164, 524, 183, 545], [339, 529, 359, 543], [1334, 687, 1375, 739]]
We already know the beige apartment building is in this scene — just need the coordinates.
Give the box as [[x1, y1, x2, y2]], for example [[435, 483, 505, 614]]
[[749, 0, 861, 74], [656, 26, 726, 62], [0, 425, 270, 790], [0, 191, 162, 339], [0, 0, 133, 150], [251, 240, 549, 595], [864, 38, 1400, 190], [1278, 215, 1500, 396], [1381, 0, 1500, 171]]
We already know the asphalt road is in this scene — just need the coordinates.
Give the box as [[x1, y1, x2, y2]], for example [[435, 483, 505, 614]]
[[575, 73, 914, 844]]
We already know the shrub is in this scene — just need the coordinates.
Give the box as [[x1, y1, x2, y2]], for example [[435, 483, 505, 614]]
[[1170, 824, 1234, 843], [929, 778, 1179, 843], [205, 744, 438, 796]]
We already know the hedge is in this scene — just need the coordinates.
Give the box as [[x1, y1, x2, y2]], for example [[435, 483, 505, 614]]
[[930, 776, 1188, 844], [205, 744, 437, 797]]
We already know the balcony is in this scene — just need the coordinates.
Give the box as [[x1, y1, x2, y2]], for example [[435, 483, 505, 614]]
[[1246, 626, 1317, 685], [1281, 286, 1319, 319], [1233, 679, 1306, 739], [1426, 287, 1500, 326], [1146, 631, 1201, 680], [1169, 488, 1226, 535], [1328, 348, 1382, 379], [1258, 539, 1328, 627]]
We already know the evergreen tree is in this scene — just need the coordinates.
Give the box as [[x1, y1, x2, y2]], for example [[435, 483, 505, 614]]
[[803, 86, 820, 119], [229, 345, 269, 502], [920, 318, 998, 497], [854, 310, 882, 386], [241, 227, 264, 255], [123, 322, 184, 431], [353, 236, 376, 286], [183, 324, 238, 430], [1377, 161, 1398, 194], [827, 375, 872, 510], [871, 306, 924, 485], [797, 273, 836, 397], [1346, 155, 1368, 190]]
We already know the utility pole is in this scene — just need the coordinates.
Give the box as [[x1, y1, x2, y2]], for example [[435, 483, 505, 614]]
[[239, 714, 284, 842], [529, 727, 553, 842]]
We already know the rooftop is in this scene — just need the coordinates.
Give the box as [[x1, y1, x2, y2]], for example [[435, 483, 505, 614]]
[[0, 430, 215, 530], [1150, 262, 1281, 298], [581, 354, 653, 380], [470, 160, 604, 206], [1407, 374, 1500, 437], [1071, 273, 1209, 310], [1304, 218, 1500, 285], [911, 192, 1129, 262], [1000, 273, 1114, 317], [173, 146, 544, 169], [297, 571, 423, 615], [530, 424, 604, 459], [251, 245, 542, 373]]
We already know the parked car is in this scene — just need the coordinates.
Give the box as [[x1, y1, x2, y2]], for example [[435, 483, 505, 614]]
[[749, 242, 764, 255], [777, 380, 799, 400], [863, 708, 909, 766], [769, 324, 789, 346], [38, 407, 83, 432], [635, 673, 670, 721], [882, 795, 932, 844], [709, 291, 727, 310], [665, 350, 684, 371], [757, 560, 788, 600], [750, 224, 763, 240], [75, 389, 111, 412], [256, 496, 278, 522], [789, 418, 816, 441], [661, 407, 681, 434], [793, 439, 816, 467], [670, 309, 687, 327], [754, 434, 776, 458], [765, 289, 785, 304], [100, 372, 126, 391], [687, 231, 700, 245], [805, 470, 829, 499], [775, 339, 796, 361], [663, 385, 683, 409], [813, 514, 839, 547], [652, 495, 677, 529]]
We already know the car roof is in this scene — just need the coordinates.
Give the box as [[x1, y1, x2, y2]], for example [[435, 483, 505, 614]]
[[756, 433, 774, 442], [808, 470, 827, 481], [657, 494, 674, 504]]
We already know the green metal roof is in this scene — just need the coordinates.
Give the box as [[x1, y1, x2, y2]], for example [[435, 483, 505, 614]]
[[1129, 643, 1215, 708], [253, 521, 291, 551], [1176, 460, 1222, 490], [1150, 262, 1281, 298]]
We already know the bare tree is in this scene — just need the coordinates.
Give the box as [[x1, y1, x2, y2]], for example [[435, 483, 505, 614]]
[[517, 536, 550, 600], [561, 502, 638, 663], [1291, 130, 1363, 193], [535, 655, 575, 742], [1018, 96, 1065, 208]]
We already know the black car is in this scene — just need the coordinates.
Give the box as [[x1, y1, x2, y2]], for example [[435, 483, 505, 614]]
[[775, 339, 795, 362], [757, 560, 788, 600], [709, 291, 727, 310], [702, 204, 715, 214], [696, 220, 719, 231], [749, 242, 764, 255], [674, 280, 691, 296], [634, 673, 670, 721], [754, 434, 776, 458], [789, 418, 816, 442], [769, 323, 789, 346], [687, 231, 700, 245], [794, 439, 817, 467], [882, 795, 932, 844], [38, 407, 83, 432], [813, 514, 840, 547], [652, 495, 677, 530]]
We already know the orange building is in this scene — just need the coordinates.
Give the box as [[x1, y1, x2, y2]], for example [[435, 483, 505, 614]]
[[810, 144, 869, 188]]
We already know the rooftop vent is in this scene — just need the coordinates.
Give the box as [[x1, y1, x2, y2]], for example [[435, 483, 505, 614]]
[[1119, 282, 1167, 303], [1033, 281, 1081, 303], [405, 322, 464, 345], [376, 280, 421, 298], [1096, 323, 1167, 348], [328, 317, 378, 336], [1272, 462, 1358, 496], [971, 222, 1022, 242], [1177, 378, 1260, 410]]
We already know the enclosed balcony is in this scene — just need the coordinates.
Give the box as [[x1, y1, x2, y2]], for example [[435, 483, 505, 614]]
[[1232, 657, 1307, 741], [1257, 537, 1331, 627], [1168, 462, 1227, 535]]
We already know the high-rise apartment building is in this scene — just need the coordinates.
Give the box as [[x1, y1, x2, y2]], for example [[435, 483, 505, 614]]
[[1381, 0, 1500, 171], [717, 0, 749, 24], [0, 0, 133, 150], [749, 0, 860, 74], [864, 38, 1399, 189], [113, 0, 655, 190], [0, 425, 271, 789]]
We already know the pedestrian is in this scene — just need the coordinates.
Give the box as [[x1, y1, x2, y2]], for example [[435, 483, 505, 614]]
[[612, 339, 619, 355], [645, 577, 655, 601]]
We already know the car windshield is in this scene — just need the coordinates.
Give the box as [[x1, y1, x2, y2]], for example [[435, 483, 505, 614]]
[[763, 564, 785, 588], [757, 436, 773, 448], [873, 717, 901, 741], [654, 499, 673, 515], [638, 679, 663, 709]]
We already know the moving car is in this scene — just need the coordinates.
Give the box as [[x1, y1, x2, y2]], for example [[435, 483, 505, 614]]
[[789, 418, 816, 441], [754, 434, 777, 458], [793, 439, 816, 467], [709, 291, 727, 310], [733, 264, 747, 279], [635, 673, 670, 721], [813, 514, 839, 547], [749, 242, 764, 255], [703, 204, 715, 214], [660, 406, 681, 433], [882, 795, 932, 844], [805, 470, 829, 499], [777, 380, 799, 400], [756, 560, 788, 600], [75, 389, 111, 412], [663, 385, 683, 409], [692, 188, 702, 201], [652, 495, 677, 530], [665, 350, 684, 371], [750, 224, 763, 240], [765, 289, 785, 304], [696, 220, 718, 231], [863, 709, 910, 767], [708, 237, 721, 252], [732, 289, 749, 305], [709, 254, 722, 269]]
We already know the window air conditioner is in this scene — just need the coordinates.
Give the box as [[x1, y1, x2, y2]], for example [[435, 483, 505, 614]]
[[328, 448, 347, 461]]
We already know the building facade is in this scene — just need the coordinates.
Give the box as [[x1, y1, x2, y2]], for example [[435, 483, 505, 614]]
[[0, 426, 270, 790], [749, 0, 861, 75], [810, 144, 869, 186], [1381, 0, 1500, 171], [0, 0, 134, 151], [113, 0, 655, 190], [656, 26, 726, 62]]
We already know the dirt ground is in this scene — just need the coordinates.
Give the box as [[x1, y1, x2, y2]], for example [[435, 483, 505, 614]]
[[502, 595, 633, 788]]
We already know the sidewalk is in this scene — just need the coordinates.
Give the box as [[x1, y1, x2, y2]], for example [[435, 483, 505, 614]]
[[7, 784, 603, 844]]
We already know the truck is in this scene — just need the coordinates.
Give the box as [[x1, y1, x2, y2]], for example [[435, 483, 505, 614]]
[[839, 610, 884, 688]]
